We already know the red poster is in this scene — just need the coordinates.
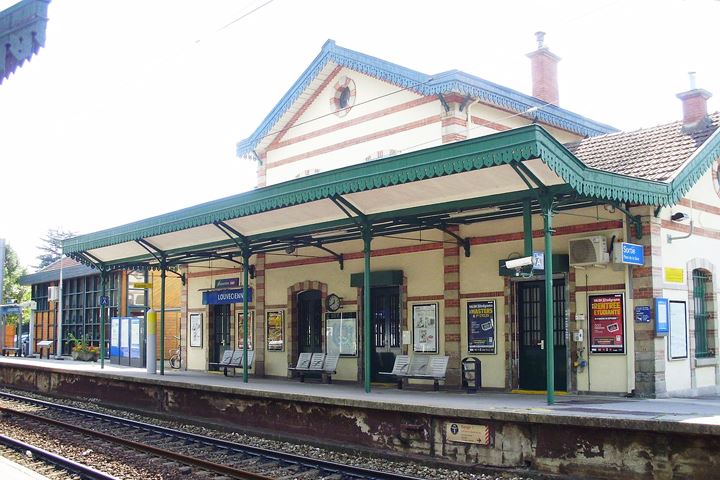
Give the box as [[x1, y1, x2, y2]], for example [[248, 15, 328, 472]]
[[589, 294, 624, 353]]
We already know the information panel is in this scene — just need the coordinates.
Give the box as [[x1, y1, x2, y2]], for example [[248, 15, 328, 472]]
[[467, 300, 496, 354], [669, 301, 688, 359], [130, 317, 141, 359], [589, 293, 625, 354]]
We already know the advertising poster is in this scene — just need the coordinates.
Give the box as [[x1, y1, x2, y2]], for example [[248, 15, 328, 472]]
[[413, 303, 438, 353], [590, 294, 625, 353], [266, 310, 284, 351], [467, 300, 496, 354], [237, 310, 254, 350]]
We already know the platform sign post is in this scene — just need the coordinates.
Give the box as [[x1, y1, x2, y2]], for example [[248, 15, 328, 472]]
[[100, 274, 109, 369], [146, 309, 156, 374]]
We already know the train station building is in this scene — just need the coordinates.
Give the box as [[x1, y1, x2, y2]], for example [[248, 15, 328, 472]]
[[61, 38, 720, 400]]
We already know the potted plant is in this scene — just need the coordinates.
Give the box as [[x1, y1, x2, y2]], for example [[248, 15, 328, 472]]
[[68, 333, 99, 362]]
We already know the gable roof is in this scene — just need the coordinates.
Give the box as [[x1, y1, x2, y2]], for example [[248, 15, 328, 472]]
[[566, 112, 720, 182], [236, 40, 617, 158], [19, 257, 98, 286]]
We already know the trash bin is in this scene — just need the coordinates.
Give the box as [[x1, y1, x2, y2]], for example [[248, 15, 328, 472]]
[[461, 357, 481, 393]]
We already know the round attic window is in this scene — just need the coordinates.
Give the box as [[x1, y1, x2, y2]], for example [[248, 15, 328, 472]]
[[331, 76, 356, 117]]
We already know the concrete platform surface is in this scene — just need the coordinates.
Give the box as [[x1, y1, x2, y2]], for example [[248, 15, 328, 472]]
[[2, 356, 719, 430]]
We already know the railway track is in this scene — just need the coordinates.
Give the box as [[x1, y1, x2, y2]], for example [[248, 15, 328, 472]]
[[0, 433, 120, 480], [0, 391, 422, 480]]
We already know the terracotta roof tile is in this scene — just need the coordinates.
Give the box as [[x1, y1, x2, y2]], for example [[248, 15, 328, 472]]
[[565, 112, 720, 181]]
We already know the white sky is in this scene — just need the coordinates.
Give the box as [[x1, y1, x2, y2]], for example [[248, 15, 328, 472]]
[[0, 0, 718, 270]]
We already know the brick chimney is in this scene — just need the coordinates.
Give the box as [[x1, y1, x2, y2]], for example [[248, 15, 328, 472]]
[[676, 72, 712, 130], [526, 32, 561, 105]]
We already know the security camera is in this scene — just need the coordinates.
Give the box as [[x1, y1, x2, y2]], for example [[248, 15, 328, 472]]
[[505, 256, 533, 269]]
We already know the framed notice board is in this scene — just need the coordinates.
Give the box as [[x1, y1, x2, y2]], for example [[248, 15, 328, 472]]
[[668, 301, 688, 360]]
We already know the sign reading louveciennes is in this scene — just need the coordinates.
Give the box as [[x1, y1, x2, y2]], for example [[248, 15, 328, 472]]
[[202, 288, 253, 305], [467, 300, 496, 354]]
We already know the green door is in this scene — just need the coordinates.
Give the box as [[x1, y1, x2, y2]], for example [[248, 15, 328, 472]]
[[209, 304, 231, 371], [518, 280, 567, 391], [297, 290, 322, 354], [370, 287, 401, 381]]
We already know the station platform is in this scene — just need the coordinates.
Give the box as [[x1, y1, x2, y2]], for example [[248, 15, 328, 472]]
[[1, 356, 719, 479]]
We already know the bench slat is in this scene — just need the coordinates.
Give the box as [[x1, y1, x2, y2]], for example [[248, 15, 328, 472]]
[[308, 353, 325, 371], [323, 353, 339, 373]]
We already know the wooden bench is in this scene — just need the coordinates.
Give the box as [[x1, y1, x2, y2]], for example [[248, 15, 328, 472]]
[[1, 347, 20, 357], [209, 349, 255, 377], [37, 340, 54, 359], [289, 352, 340, 383], [380, 355, 449, 391]]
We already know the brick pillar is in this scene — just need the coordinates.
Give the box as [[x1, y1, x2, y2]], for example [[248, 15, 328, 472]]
[[443, 227, 461, 387], [631, 210, 666, 397], [441, 100, 468, 144], [254, 254, 266, 376], [257, 153, 267, 188]]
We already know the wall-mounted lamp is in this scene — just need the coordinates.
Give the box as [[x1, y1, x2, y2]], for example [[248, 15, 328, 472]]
[[670, 212, 690, 222], [285, 245, 296, 255], [603, 204, 616, 214], [667, 211, 693, 243]]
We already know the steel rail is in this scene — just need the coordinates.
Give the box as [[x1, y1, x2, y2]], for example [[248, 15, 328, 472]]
[[0, 432, 121, 480], [0, 392, 422, 480], [0, 405, 275, 480]]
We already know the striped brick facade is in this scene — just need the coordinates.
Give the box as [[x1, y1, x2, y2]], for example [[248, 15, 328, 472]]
[[631, 209, 667, 396], [443, 228, 462, 387]]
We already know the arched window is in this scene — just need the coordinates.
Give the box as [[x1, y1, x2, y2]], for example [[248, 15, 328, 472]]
[[692, 269, 714, 358]]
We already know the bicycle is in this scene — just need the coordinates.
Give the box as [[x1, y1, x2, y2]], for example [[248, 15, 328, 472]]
[[169, 336, 181, 369]]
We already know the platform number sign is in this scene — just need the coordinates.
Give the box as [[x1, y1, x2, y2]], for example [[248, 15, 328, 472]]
[[100, 295, 110, 306]]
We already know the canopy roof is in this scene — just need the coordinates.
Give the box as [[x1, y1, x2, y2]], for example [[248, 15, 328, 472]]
[[63, 125, 718, 272], [0, 0, 49, 84]]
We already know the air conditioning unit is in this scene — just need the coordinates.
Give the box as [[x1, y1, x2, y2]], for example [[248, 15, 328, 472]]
[[568, 236, 610, 267], [48, 286, 59, 301]]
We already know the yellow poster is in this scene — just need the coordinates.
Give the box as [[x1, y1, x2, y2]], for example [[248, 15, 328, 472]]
[[664, 267, 684, 284]]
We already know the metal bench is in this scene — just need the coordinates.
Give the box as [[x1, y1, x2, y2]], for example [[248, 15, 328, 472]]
[[209, 349, 255, 377], [289, 352, 336, 383], [1, 347, 20, 357], [380, 355, 449, 391]]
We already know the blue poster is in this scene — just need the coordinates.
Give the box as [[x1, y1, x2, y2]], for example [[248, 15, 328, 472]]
[[635, 306, 651, 323], [467, 300, 496, 354]]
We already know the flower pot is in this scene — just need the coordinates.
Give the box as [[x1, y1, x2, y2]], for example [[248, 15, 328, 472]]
[[73, 350, 97, 362]]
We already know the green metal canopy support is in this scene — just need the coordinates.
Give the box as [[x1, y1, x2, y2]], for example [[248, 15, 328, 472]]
[[160, 263, 167, 376], [541, 195, 556, 405], [362, 224, 372, 394], [100, 269, 108, 370], [242, 248, 250, 383]]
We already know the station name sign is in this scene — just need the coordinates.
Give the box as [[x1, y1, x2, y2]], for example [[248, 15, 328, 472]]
[[202, 288, 253, 305]]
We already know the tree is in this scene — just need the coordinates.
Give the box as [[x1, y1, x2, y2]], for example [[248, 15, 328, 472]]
[[36, 228, 76, 270], [2, 243, 29, 324]]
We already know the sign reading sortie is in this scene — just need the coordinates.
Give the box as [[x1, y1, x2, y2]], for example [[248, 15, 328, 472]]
[[202, 288, 253, 305]]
